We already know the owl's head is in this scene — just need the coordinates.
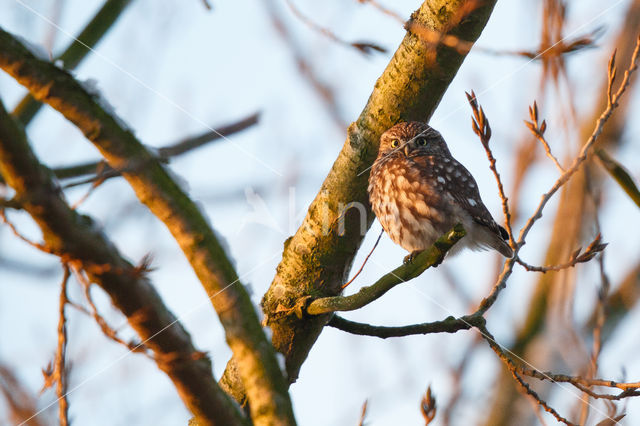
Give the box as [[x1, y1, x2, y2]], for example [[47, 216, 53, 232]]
[[378, 121, 451, 158]]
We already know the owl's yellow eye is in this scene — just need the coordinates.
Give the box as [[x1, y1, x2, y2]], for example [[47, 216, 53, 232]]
[[390, 139, 399, 148], [416, 137, 427, 146]]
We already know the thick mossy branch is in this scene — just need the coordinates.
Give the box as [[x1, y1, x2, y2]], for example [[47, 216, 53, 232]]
[[0, 29, 294, 426], [243, 0, 498, 406], [0, 100, 247, 426], [13, 0, 134, 126], [306, 224, 465, 315]]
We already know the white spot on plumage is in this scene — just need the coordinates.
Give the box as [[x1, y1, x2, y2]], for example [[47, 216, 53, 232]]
[[468, 198, 477, 206], [437, 176, 446, 184]]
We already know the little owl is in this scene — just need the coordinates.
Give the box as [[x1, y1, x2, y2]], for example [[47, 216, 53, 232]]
[[368, 121, 513, 260]]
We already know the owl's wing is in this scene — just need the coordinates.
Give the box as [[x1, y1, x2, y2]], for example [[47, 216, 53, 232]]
[[413, 155, 504, 235]]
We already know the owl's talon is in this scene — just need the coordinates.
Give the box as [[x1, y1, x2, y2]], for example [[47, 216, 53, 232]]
[[403, 250, 421, 264]]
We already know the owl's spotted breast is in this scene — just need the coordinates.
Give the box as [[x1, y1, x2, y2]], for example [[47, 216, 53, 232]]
[[369, 155, 451, 252]]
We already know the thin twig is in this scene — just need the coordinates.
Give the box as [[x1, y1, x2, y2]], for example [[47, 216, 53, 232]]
[[49, 112, 260, 187], [477, 35, 640, 316], [284, 0, 386, 55], [201, 0, 212, 11], [0, 210, 50, 253], [357, 400, 368, 426], [476, 323, 576, 425], [465, 90, 515, 248], [356, 0, 405, 25], [0, 364, 43, 426], [55, 265, 70, 426], [516, 234, 607, 273], [72, 267, 151, 357], [524, 100, 565, 172], [342, 229, 383, 289]]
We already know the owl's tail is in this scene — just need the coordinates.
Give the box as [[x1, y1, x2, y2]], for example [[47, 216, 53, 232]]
[[491, 225, 513, 258]]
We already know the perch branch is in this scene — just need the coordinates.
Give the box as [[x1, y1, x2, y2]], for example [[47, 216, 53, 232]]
[[306, 224, 465, 315]]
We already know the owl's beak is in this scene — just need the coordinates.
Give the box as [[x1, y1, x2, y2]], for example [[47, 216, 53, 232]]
[[403, 144, 411, 157]]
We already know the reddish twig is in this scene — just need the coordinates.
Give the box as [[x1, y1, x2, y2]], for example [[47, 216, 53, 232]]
[[342, 229, 383, 289], [41, 266, 71, 426], [55, 265, 70, 426], [357, 400, 368, 426], [356, 0, 405, 25], [0, 209, 50, 253], [284, 0, 386, 55], [72, 267, 151, 357]]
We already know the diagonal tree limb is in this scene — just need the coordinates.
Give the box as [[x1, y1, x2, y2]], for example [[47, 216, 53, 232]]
[[13, 0, 135, 126], [216, 0, 499, 407], [0, 29, 294, 426], [0, 99, 247, 426], [0, 111, 260, 186], [55, 111, 260, 183]]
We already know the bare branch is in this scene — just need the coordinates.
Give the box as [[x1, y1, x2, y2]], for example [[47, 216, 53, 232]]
[[516, 234, 607, 273], [327, 313, 481, 339], [0, 97, 248, 426]]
